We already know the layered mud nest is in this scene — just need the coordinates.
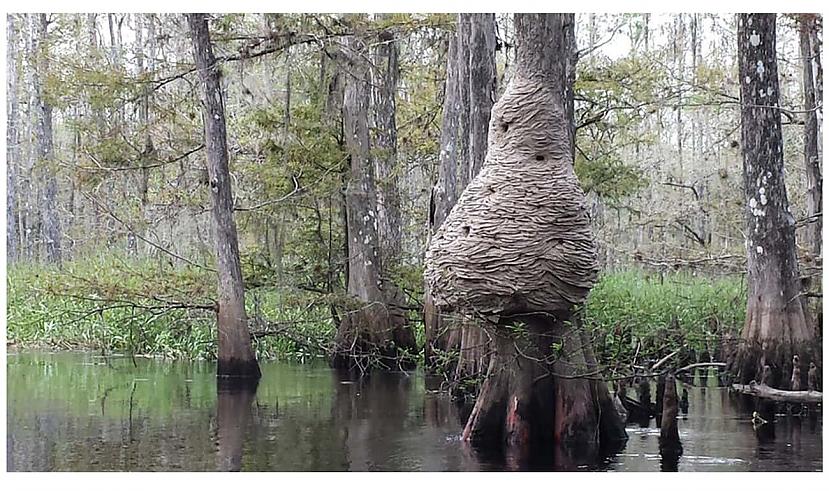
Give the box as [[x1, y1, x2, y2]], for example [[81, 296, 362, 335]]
[[425, 74, 598, 318]]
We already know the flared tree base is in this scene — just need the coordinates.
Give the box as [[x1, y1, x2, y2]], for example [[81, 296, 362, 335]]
[[729, 339, 820, 388], [332, 302, 416, 372], [461, 314, 627, 463]]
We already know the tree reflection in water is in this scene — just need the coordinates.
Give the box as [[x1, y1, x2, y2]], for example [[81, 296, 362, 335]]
[[216, 379, 258, 471]]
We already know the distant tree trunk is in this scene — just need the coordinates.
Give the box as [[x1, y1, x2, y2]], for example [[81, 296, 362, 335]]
[[7, 14, 19, 262], [800, 14, 822, 257], [107, 13, 117, 64], [643, 14, 650, 51], [809, 18, 823, 161], [371, 20, 403, 267], [561, 14, 577, 163], [691, 14, 699, 155], [187, 13, 261, 380], [454, 16, 472, 192], [86, 13, 97, 48], [34, 13, 61, 265], [675, 15, 685, 178], [467, 14, 497, 181], [730, 13, 817, 390], [333, 34, 415, 371], [21, 14, 38, 260], [127, 14, 148, 255], [424, 30, 462, 369], [424, 14, 497, 379]]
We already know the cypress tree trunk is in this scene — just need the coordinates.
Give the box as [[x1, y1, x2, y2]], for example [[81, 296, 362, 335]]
[[425, 14, 496, 379], [424, 29, 462, 369], [426, 13, 626, 461], [658, 374, 682, 471], [730, 13, 817, 390], [371, 20, 403, 268], [799, 14, 822, 258], [659, 374, 682, 451], [33, 14, 61, 264], [452, 14, 498, 388], [187, 13, 261, 380], [333, 34, 415, 371], [7, 14, 19, 262]]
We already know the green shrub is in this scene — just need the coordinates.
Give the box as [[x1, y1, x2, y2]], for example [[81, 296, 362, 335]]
[[584, 270, 747, 366], [7, 257, 748, 368]]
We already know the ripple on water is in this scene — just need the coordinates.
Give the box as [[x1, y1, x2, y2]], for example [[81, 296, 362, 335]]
[[682, 455, 746, 465]]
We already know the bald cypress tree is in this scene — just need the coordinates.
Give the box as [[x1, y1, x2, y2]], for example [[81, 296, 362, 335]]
[[730, 13, 817, 390], [333, 32, 415, 370], [426, 13, 625, 460], [424, 14, 497, 383], [187, 13, 260, 380]]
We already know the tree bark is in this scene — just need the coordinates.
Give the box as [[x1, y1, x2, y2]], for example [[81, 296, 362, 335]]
[[187, 13, 260, 380], [34, 13, 61, 264], [452, 13, 498, 386], [371, 20, 403, 268], [333, 34, 415, 371], [730, 13, 817, 389], [659, 374, 681, 451], [7, 14, 19, 262], [424, 14, 496, 377], [799, 14, 822, 257], [659, 374, 682, 471], [809, 19, 823, 165], [21, 14, 38, 260], [424, 27, 462, 369]]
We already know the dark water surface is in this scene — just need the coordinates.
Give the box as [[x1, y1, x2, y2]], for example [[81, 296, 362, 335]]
[[6, 351, 822, 471]]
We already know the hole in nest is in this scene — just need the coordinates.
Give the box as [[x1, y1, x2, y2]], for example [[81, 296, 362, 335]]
[[462, 225, 471, 237], [535, 155, 545, 161], [500, 122, 510, 132]]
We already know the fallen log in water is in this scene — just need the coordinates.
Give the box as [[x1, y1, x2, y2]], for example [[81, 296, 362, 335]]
[[731, 383, 822, 403]]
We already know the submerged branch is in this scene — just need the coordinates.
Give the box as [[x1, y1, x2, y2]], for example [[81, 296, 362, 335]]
[[731, 383, 822, 403]]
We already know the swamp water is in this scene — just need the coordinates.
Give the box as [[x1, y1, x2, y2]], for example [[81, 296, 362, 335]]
[[6, 351, 822, 471]]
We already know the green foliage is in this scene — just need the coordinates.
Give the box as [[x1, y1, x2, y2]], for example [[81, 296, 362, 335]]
[[574, 154, 648, 201], [7, 256, 334, 361], [574, 55, 666, 202], [584, 270, 747, 366], [10, 257, 748, 375]]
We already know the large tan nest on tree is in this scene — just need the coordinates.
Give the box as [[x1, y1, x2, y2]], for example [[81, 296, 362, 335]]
[[425, 74, 598, 318]]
